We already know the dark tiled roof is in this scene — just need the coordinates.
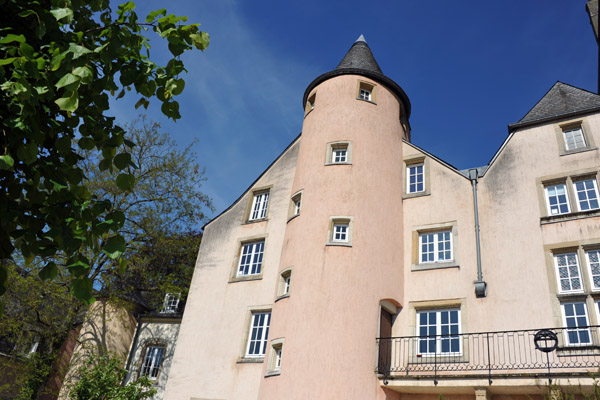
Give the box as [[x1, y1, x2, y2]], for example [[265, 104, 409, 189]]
[[510, 82, 600, 129], [335, 35, 383, 74], [303, 35, 411, 118]]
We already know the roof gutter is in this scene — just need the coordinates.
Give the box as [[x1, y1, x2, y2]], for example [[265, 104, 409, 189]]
[[469, 169, 487, 298]]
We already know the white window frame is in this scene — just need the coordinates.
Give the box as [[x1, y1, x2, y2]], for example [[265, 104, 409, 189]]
[[359, 88, 371, 101], [416, 308, 461, 356], [561, 302, 592, 346], [586, 249, 600, 291], [332, 223, 349, 243], [161, 293, 181, 314], [419, 230, 452, 263], [237, 241, 265, 277], [407, 163, 425, 194], [277, 269, 292, 298], [573, 178, 600, 212], [554, 252, 584, 294], [141, 345, 166, 380], [545, 183, 571, 216], [249, 191, 269, 221], [563, 126, 587, 151], [245, 312, 271, 357]]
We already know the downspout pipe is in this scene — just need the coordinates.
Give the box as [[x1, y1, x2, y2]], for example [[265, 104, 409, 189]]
[[122, 315, 142, 385], [469, 169, 487, 298]]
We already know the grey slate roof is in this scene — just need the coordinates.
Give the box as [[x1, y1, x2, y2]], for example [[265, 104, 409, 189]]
[[303, 35, 411, 118], [509, 82, 600, 129], [335, 36, 383, 74]]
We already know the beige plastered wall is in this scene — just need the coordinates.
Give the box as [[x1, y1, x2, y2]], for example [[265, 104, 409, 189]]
[[258, 74, 406, 400], [124, 319, 181, 400], [58, 299, 137, 399], [163, 141, 299, 400]]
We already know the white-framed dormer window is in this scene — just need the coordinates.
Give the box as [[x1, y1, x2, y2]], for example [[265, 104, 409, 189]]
[[246, 311, 271, 357], [561, 302, 591, 346], [573, 179, 600, 211], [563, 126, 586, 151], [554, 252, 583, 294], [407, 163, 424, 194], [545, 183, 570, 215], [586, 249, 600, 291], [417, 308, 461, 356], [161, 293, 180, 314], [250, 191, 269, 221], [140, 345, 166, 380], [237, 241, 265, 277], [419, 230, 452, 263]]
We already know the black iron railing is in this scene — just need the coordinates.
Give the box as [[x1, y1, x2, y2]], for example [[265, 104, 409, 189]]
[[376, 326, 600, 384]]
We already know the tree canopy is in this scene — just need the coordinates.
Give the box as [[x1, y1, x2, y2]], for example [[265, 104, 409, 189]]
[[0, 0, 209, 302]]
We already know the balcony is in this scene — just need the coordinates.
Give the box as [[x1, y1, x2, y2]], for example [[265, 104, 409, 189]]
[[376, 326, 600, 394]]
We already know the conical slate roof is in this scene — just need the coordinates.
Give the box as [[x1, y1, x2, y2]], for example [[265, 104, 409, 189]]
[[303, 35, 411, 118], [335, 35, 382, 74], [509, 82, 600, 129]]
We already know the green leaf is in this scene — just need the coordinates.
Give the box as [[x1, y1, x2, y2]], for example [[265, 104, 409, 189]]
[[190, 32, 210, 50], [50, 51, 68, 71], [19, 42, 34, 58], [161, 100, 180, 119], [134, 97, 149, 109], [146, 8, 166, 22], [78, 137, 95, 150], [118, 257, 127, 274], [68, 43, 91, 59], [55, 90, 79, 112], [72, 66, 93, 82], [17, 143, 37, 165], [39, 262, 58, 281], [0, 58, 17, 66], [116, 173, 135, 191], [0, 34, 25, 44], [113, 153, 131, 170], [50, 8, 74, 22], [71, 278, 95, 304], [103, 235, 126, 260], [55, 73, 81, 89], [0, 155, 14, 170]]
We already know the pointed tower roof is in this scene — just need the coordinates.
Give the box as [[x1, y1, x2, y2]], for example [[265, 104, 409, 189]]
[[303, 35, 411, 118], [509, 82, 600, 130], [335, 35, 382, 74]]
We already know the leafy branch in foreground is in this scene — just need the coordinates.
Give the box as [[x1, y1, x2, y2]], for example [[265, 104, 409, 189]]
[[0, 0, 209, 302]]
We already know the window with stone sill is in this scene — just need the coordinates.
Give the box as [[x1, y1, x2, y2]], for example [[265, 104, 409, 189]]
[[249, 191, 269, 221], [140, 344, 166, 380], [245, 311, 271, 358], [419, 230, 452, 264], [357, 81, 375, 103], [541, 175, 600, 219], [563, 126, 587, 151], [561, 302, 592, 346], [237, 240, 265, 278], [277, 269, 292, 298], [554, 252, 584, 294], [417, 308, 461, 356]]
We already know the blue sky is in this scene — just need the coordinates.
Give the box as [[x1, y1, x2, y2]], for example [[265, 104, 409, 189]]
[[109, 0, 598, 218]]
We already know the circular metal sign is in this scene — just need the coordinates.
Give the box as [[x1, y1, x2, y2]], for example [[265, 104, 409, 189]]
[[534, 329, 558, 353]]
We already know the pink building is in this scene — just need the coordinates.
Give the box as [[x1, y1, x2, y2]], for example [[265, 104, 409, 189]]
[[164, 35, 600, 399]]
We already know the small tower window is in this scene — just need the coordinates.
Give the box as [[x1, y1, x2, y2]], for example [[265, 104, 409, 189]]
[[326, 142, 352, 165], [357, 81, 376, 103], [305, 93, 316, 116]]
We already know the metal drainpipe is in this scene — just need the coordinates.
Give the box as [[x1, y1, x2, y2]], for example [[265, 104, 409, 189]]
[[469, 169, 487, 298], [122, 315, 142, 385]]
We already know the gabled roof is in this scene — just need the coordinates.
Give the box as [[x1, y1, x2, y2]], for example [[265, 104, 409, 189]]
[[508, 82, 600, 130], [303, 35, 411, 119]]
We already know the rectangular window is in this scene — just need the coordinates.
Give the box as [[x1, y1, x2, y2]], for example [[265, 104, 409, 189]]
[[573, 179, 599, 211], [586, 250, 600, 291], [561, 302, 591, 346], [359, 88, 371, 101], [332, 223, 349, 242], [250, 192, 269, 220], [246, 312, 271, 357], [407, 163, 424, 193], [554, 252, 583, 293], [277, 269, 292, 298], [333, 147, 347, 163], [419, 230, 452, 263], [563, 126, 586, 151], [161, 293, 180, 314], [237, 241, 264, 277], [141, 346, 165, 380], [417, 309, 460, 356], [545, 183, 570, 215]]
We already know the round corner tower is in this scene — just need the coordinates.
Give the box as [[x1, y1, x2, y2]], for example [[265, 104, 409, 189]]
[[259, 36, 411, 400]]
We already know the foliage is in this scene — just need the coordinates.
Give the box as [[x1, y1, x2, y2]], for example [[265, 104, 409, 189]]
[[79, 115, 211, 303], [69, 353, 156, 400], [0, 0, 209, 303], [0, 261, 79, 399]]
